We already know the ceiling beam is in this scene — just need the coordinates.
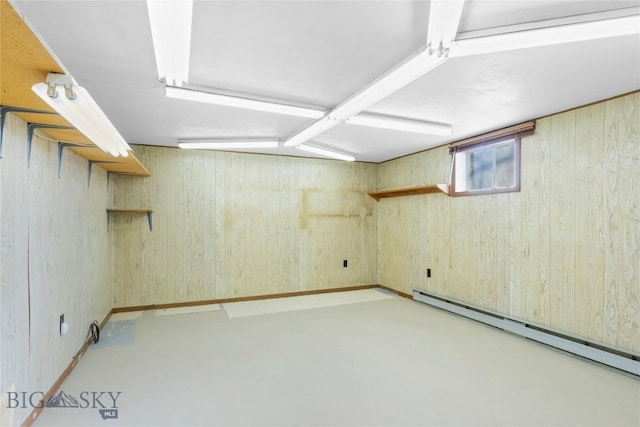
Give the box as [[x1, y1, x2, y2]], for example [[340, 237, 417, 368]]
[[282, 0, 465, 150], [147, 0, 193, 86], [426, 0, 465, 57], [451, 13, 640, 57], [165, 86, 326, 119]]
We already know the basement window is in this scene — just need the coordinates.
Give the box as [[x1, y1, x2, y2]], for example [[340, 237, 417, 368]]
[[450, 121, 534, 197]]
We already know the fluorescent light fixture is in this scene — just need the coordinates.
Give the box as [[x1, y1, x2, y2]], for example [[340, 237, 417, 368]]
[[32, 73, 131, 157], [296, 144, 355, 162], [165, 86, 325, 118], [427, 0, 465, 57], [347, 113, 452, 136], [147, 0, 193, 86], [328, 47, 446, 122], [169, 1, 462, 150], [327, 0, 464, 122], [283, 116, 340, 147], [451, 14, 640, 57], [178, 139, 280, 149]]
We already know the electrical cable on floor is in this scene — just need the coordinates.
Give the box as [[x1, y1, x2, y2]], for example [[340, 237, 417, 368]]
[[87, 320, 100, 344]]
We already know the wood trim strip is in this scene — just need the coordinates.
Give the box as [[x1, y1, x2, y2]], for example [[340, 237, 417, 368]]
[[21, 310, 113, 427], [21, 284, 402, 426], [381, 90, 638, 165], [378, 285, 414, 300], [112, 284, 380, 313], [448, 121, 535, 152]]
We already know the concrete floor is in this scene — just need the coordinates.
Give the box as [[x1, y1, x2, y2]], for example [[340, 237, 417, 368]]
[[34, 289, 640, 426]]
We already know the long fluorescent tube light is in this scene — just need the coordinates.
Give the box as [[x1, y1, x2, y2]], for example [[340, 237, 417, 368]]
[[455, 8, 640, 40], [169, 86, 452, 136], [147, 0, 193, 86], [178, 139, 280, 149], [296, 144, 355, 162], [327, 1, 463, 123], [427, 0, 465, 56], [168, 0, 462, 150], [451, 14, 640, 57], [32, 74, 130, 157], [283, 116, 340, 147], [346, 113, 452, 136], [166, 86, 325, 119], [328, 47, 446, 121]]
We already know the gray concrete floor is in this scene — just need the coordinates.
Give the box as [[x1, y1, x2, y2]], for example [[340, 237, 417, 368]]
[[34, 290, 640, 426]]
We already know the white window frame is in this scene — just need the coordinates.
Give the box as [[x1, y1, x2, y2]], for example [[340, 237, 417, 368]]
[[448, 121, 534, 197], [451, 136, 521, 197]]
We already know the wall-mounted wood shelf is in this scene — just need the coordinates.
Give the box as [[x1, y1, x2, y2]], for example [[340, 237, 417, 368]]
[[106, 209, 153, 231], [368, 184, 449, 201], [0, 1, 150, 177]]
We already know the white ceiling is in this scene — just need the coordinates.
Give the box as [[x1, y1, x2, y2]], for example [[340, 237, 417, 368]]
[[11, 0, 640, 163]]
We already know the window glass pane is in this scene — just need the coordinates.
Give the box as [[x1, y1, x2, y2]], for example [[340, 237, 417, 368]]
[[466, 148, 493, 190], [452, 136, 521, 197], [454, 151, 468, 192], [495, 143, 515, 188]]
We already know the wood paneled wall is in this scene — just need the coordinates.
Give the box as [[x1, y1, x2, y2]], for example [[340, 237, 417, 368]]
[[376, 92, 640, 355], [111, 147, 377, 307], [0, 114, 113, 426]]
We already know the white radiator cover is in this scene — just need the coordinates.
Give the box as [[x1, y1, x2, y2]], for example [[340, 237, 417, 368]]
[[412, 289, 640, 377]]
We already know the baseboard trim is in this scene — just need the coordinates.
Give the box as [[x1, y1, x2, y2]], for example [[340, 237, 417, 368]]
[[21, 284, 397, 426], [413, 289, 640, 377], [21, 310, 113, 427], [112, 284, 380, 313], [378, 285, 413, 300]]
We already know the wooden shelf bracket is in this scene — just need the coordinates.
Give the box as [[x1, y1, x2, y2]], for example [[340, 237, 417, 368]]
[[107, 171, 147, 191], [58, 142, 92, 178], [0, 105, 57, 159], [27, 123, 74, 167], [106, 209, 153, 231], [88, 160, 121, 187]]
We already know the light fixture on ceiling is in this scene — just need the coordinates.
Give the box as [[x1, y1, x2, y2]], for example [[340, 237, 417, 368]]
[[296, 144, 355, 162], [283, 116, 340, 147], [32, 73, 131, 157], [346, 113, 452, 136], [165, 86, 326, 119], [166, 86, 451, 137], [178, 139, 280, 149], [327, 0, 464, 123], [426, 0, 465, 57], [170, 0, 462, 155], [327, 46, 446, 122], [147, 0, 193, 86], [281, 1, 463, 148], [451, 14, 640, 57]]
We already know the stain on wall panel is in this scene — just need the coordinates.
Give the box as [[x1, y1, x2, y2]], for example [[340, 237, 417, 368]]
[[112, 148, 377, 306]]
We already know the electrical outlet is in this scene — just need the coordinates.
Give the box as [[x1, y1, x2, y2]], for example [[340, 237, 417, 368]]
[[426, 268, 431, 278], [343, 259, 348, 268]]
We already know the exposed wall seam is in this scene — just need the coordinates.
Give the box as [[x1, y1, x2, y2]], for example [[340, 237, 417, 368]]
[[27, 211, 31, 360]]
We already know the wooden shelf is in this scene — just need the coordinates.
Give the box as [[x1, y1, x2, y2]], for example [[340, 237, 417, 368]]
[[368, 184, 449, 201], [106, 209, 153, 231], [0, 2, 150, 177], [106, 209, 153, 214]]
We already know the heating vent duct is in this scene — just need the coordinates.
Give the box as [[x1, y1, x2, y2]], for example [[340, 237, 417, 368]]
[[413, 290, 640, 377]]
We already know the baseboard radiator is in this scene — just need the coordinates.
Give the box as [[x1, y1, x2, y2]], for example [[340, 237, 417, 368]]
[[412, 289, 640, 377]]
